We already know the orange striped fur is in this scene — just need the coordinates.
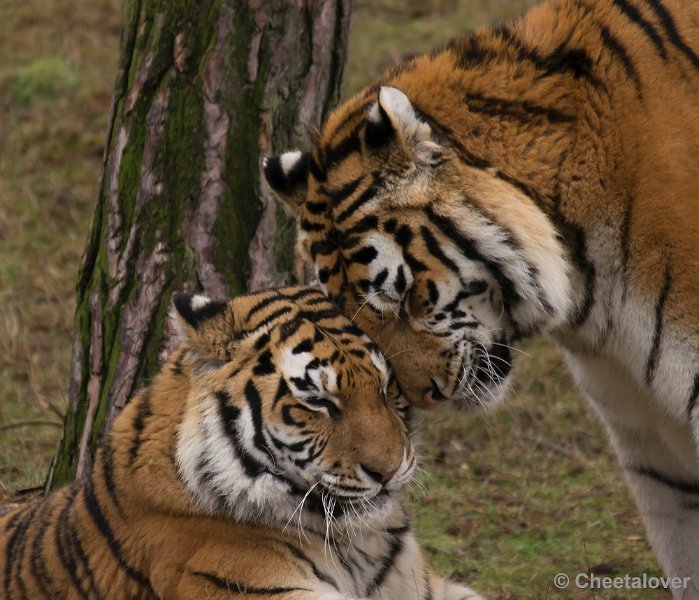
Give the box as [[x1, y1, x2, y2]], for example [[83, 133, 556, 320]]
[[264, 0, 699, 595]]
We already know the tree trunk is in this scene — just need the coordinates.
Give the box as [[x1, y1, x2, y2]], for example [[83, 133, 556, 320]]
[[47, 0, 352, 490]]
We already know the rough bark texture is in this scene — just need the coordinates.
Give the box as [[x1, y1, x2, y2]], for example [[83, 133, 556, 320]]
[[48, 0, 352, 490]]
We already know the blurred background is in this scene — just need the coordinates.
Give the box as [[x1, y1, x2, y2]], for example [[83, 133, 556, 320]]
[[0, 0, 667, 597]]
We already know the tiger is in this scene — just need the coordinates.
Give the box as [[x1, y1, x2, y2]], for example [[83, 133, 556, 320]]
[[0, 287, 484, 600], [262, 0, 699, 595]]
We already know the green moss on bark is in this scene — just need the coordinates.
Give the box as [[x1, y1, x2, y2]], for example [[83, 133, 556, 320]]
[[49, 0, 351, 490]]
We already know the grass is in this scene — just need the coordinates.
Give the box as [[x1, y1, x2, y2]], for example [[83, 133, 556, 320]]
[[0, 1, 667, 598]]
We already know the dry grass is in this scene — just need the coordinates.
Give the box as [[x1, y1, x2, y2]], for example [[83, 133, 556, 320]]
[[0, 1, 667, 598], [0, 0, 121, 489]]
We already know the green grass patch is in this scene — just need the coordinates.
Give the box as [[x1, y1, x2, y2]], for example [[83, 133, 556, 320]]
[[10, 57, 78, 107]]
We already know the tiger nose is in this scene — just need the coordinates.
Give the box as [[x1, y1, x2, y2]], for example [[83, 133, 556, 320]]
[[361, 463, 399, 484]]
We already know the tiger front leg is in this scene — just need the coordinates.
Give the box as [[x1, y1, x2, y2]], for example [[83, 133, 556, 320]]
[[568, 353, 699, 599], [373, 533, 487, 600]]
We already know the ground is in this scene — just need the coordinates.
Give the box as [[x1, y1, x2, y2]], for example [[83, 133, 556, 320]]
[[0, 0, 668, 598]]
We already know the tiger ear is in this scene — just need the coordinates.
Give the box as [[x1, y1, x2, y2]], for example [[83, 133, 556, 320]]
[[365, 86, 443, 166], [170, 292, 237, 361], [262, 150, 310, 216]]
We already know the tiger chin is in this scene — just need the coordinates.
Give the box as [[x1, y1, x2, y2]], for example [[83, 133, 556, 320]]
[[0, 287, 484, 600]]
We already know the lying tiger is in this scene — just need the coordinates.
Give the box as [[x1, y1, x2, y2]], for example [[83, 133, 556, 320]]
[[0, 287, 483, 600]]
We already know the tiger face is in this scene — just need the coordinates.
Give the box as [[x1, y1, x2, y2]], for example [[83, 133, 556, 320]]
[[264, 86, 572, 411], [170, 287, 415, 531]]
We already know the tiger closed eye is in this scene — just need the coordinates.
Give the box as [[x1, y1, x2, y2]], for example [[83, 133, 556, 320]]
[[468, 280, 488, 295], [304, 396, 341, 418]]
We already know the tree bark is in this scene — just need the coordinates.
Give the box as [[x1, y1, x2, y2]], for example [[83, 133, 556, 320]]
[[47, 0, 352, 490]]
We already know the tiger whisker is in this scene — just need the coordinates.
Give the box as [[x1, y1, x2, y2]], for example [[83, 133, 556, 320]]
[[352, 291, 381, 322], [283, 480, 320, 544]]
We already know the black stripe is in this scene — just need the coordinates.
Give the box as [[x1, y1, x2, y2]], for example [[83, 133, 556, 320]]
[[548, 206, 596, 327], [629, 465, 699, 495], [612, 0, 667, 60], [29, 499, 57, 598], [83, 480, 156, 595], [465, 92, 575, 124], [309, 154, 326, 182], [349, 246, 378, 265], [643, 0, 699, 70], [253, 350, 276, 376], [245, 293, 284, 320], [128, 391, 152, 466], [171, 352, 184, 375], [296, 308, 345, 324], [448, 33, 498, 69], [305, 199, 328, 215], [215, 390, 268, 479], [277, 318, 306, 344], [420, 225, 460, 272], [425, 206, 520, 315], [254, 306, 293, 331], [540, 42, 605, 89], [4, 504, 37, 600], [282, 543, 340, 589], [301, 218, 327, 232], [254, 332, 270, 351], [687, 372, 699, 420], [273, 377, 290, 408], [598, 24, 643, 99], [393, 225, 428, 273], [191, 570, 310, 595], [324, 96, 376, 143], [282, 287, 326, 302], [54, 487, 91, 600], [309, 239, 337, 258], [452, 28, 604, 88], [4, 511, 21, 532], [292, 339, 313, 354], [334, 183, 378, 225], [366, 526, 408, 594], [342, 215, 379, 237], [244, 381, 275, 461], [324, 128, 362, 168], [645, 266, 672, 385], [322, 177, 362, 208], [64, 496, 102, 599], [317, 257, 342, 285], [100, 439, 126, 519]]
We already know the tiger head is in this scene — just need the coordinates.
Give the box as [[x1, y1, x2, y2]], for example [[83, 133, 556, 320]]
[[264, 84, 572, 412], [169, 287, 414, 531]]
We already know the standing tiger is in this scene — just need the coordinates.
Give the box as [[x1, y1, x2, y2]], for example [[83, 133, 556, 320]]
[[263, 0, 699, 595], [0, 288, 483, 600]]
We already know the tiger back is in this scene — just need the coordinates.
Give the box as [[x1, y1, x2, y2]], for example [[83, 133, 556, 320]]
[[0, 287, 483, 600]]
